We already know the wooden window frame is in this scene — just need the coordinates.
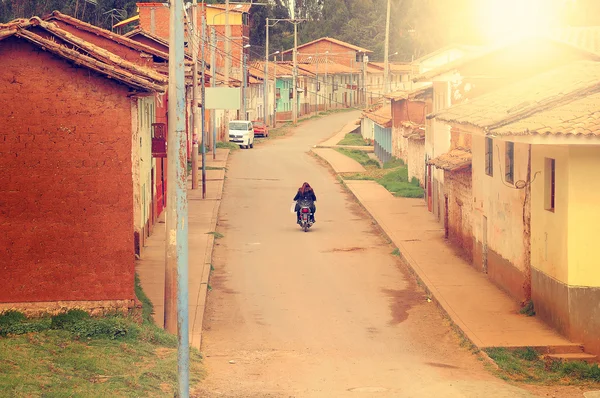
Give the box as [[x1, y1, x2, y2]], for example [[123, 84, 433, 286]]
[[505, 141, 514, 184], [485, 137, 493, 176], [545, 158, 556, 212]]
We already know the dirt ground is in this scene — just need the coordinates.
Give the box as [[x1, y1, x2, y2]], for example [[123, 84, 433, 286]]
[[193, 112, 590, 398]]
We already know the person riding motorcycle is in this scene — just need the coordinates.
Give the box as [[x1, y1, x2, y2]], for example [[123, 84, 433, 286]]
[[293, 182, 317, 224]]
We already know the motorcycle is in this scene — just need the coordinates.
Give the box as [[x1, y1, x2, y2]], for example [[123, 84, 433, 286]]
[[297, 200, 314, 232]]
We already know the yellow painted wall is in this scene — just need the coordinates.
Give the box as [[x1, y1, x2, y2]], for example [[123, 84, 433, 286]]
[[207, 8, 243, 26], [472, 135, 529, 271], [567, 145, 600, 287], [531, 145, 569, 284]]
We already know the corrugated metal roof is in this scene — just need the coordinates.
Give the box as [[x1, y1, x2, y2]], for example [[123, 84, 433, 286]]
[[207, 3, 252, 13]]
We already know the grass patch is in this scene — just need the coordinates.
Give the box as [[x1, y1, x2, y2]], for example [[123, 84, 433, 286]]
[[376, 168, 424, 198], [335, 152, 424, 198], [207, 231, 224, 239], [337, 132, 369, 146], [485, 347, 600, 384], [336, 148, 380, 168], [391, 248, 401, 256], [383, 157, 405, 169], [0, 274, 203, 396], [216, 141, 240, 151]]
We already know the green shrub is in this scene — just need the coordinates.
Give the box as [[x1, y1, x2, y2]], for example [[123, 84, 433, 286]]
[[65, 318, 139, 340], [0, 311, 26, 327], [0, 319, 51, 336], [51, 309, 90, 329]]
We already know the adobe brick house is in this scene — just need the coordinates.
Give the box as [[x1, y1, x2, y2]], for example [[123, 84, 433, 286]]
[[43, 12, 172, 242], [0, 20, 165, 314]]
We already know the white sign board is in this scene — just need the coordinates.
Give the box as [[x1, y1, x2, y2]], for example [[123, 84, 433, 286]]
[[205, 87, 241, 110]]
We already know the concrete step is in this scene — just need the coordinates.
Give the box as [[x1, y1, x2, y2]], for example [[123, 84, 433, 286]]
[[545, 353, 598, 363], [540, 344, 585, 355]]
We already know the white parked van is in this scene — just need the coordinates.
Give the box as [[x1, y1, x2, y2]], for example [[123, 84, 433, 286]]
[[228, 120, 254, 149]]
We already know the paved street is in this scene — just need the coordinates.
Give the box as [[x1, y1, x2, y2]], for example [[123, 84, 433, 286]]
[[195, 112, 540, 397]]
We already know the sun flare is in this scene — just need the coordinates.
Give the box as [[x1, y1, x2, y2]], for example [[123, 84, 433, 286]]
[[476, 0, 570, 44]]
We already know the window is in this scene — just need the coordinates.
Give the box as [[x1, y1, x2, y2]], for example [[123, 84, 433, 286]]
[[485, 137, 493, 176], [545, 158, 556, 212], [505, 142, 514, 184]]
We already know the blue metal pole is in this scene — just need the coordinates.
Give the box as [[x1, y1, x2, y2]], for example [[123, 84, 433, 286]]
[[167, 0, 189, 396]]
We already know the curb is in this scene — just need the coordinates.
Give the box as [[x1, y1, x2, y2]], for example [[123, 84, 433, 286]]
[[194, 151, 230, 350]]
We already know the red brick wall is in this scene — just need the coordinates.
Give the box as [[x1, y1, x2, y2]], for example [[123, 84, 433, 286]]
[[138, 5, 247, 70], [0, 38, 135, 303], [138, 4, 170, 39]]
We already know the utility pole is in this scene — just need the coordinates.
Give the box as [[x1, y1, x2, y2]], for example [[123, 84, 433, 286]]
[[264, 18, 269, 126], [191, 0, 199, 190], [210, 27, 217, 160], [201, 14, 207, 198], [324, 50, 329, 111], [166, 0, 189, 395], [292, 20, 298, 124], [242, 52, 247, 119], [363, 53, 368, 106], [224, 0, 230, 129], [383, 0, 391, 95], [315, 56, 319, 115]]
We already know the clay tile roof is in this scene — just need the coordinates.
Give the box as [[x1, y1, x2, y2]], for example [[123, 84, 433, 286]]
[[0, 18, 165, 93], [282, 37, 372, 55], [363, 106, 392, 128], [370, 62, 413, 73], [44, 11, 170, 61], [491, 91, 600, 137], [296, 60, 358, 74], [413, 37, 600, 83], [430, 60, 600, 131], [428, 148, 472, 171], [123, 27, 169, 48], [385, 84, 432, 101]]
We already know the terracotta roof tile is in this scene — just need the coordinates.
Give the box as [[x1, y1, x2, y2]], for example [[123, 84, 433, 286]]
[[431, 60, 600, 130], [385, 84, 432, 101], [428, 148, 472, 171], [0, 18, 164, 92], [282, 37, 372, 55], [492, 91, 600, 137], [363, 106, 392, 127]]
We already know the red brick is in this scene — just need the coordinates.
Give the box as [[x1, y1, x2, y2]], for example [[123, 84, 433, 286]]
[[0, 38, 135, 303]]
